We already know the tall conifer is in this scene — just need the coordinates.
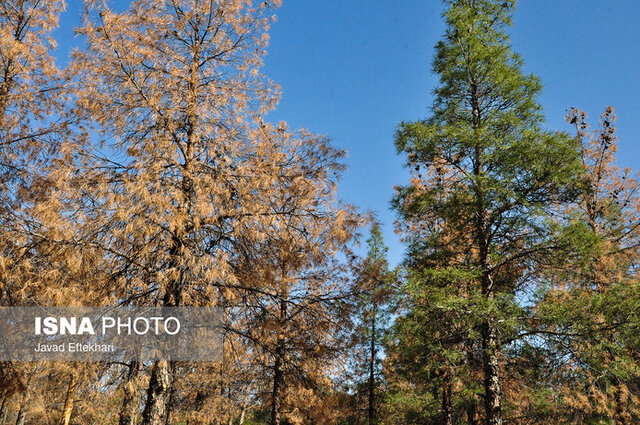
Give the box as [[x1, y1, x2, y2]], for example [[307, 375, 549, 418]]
[[392, 1, 582, 423]]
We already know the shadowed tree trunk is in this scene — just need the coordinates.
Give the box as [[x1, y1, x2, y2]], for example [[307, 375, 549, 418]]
[[467, 403, 478, 425], [164, 371, 177, 425], [14, 372, 33, 425], [0, 397, 7, 425], [120, 360, 141, 425], [270, 349, 283, 425], [270, 294, 287, 425], [15, 391, 28, 425]]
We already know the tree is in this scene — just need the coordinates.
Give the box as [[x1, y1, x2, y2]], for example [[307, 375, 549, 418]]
[[534, 107, 640, 423], [384, 222, 481, 425], [0, 0, 70, 306], [228, 130, 361, 425], [67, 0, 362, 423], [68, 0, 285, 422], [0, 3, 92, 421], [0, 0, 66, 192], [392, 1, 582, 423], [349, 224, 392, 425]]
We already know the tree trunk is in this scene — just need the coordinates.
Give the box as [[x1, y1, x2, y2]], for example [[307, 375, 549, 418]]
[[237, 384, 251, 425], [15, 391, 27, 425], [442, 369, 453, 425], [467, 403, 478, 425], [163, 377, 176, 425], [59, 373, 79, 425], [0, 397, 7, 425], [141, 361, 173, 425], [144, 236, 182, 425], [480, 271, 501, 425], [270, 295, 287, 425], [471, 77, 503, 425], [14, 410, 24, 425], [368, 309, 376, 425], [238, 404, 248, 425], [482, 319, 502, 425], [271, 338, 283, 425], [464, 344, 479, 425], [120, 361, 141, 425], [14, 372, 33, 425], [226, 386, 233, 425]]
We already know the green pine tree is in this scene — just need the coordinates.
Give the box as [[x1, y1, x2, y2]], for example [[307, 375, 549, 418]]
[[391, 1, 583, 423], [352, 224, 393, 425]]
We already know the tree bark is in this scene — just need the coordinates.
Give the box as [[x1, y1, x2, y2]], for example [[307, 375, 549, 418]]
[[482, 318, 502, 425], [119, 360, 141, 425], [271, 349, 282, 425], [14, 410, 24, 425], [14, 372, 32, 425], [464, 343, 479, 425], [142, 226, 183, 425], [141, 361, 173, 425], [15, 391, 27, 425], [236, 383, 252, 425], [238, 402, 248, 425], [163, 376, 176, 425], [0, 397, 7, 425], [270, 295, 287, 425], [59, 373, 79, 425]]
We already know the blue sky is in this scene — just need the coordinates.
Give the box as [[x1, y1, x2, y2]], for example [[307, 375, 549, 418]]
[[54, 1, 640, 266]]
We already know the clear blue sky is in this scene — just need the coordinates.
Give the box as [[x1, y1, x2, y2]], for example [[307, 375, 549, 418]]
[[54, 1, 640, 266]]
